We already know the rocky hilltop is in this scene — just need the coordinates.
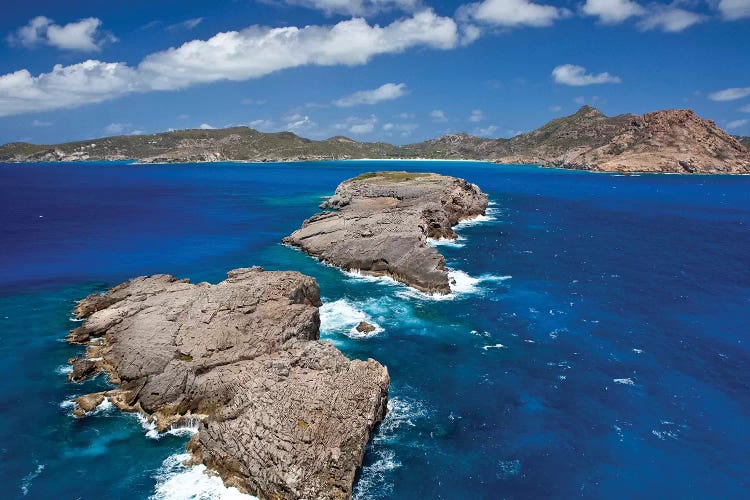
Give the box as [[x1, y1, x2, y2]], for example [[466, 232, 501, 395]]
[[284, 172, 488, 294], [66, 267, 389, 500], [2, 107, 748, 173]]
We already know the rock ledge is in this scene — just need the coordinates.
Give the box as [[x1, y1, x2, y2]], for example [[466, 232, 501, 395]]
[[66, 267, 389, 500]]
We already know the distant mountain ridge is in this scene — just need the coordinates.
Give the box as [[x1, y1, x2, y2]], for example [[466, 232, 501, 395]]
[[2, 106, 749, 173]]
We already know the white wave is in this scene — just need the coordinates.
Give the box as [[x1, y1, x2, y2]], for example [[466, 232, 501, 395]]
[[56, 364, 73, 375], [320, 299, 384, 339], [353, 449, 400, 500], [482, 344, 506, 350], [136, 414, 160, 439], [166, 417, 201, 437], [395, 270, 511, 302], [136, 414, 202, 440], [426, 236, 466, 248], [613, 378, 635, 386], [454, 208, 499, 229], [151, 453, 255, 500], [68, 315, 85, 322], [375, 397, 430, 441], [92, 397, 114, 415], [20, 463, 45, 496], [59, 398, 76, 411]]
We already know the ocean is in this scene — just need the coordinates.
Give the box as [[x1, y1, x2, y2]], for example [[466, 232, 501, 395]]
[[1, 161, 748, 499]]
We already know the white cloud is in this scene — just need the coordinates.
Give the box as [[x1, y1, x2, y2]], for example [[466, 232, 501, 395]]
[[582, 0, 703, 32], [199, 123, 215, 129], [473, 124, 498, 137], [332, 115, 378, 135], [709, 86, 750, 101], [8, 16, 115, 52], [717, 0, 750, 20], [552, 64, 621, 86], [468, 109, 484, 122], [333, 82, 408, 107], [396, 112, 415, 119], [241, 98, 268, 105], [458, 0, 570, 28], [549, 105, 562, 112], [248, 119, 275, 130], [167, 18, 204, 31], [582, 0, 644, 24], [104, 122, 128, 134], [279, 0, 421, 16], [382, 122, 418, 136], [285, 113, 318, 132], [637, 5, 705, 32], [726, 119, 748, 129], [31, 119, 52, 127], [429, 109, 447, 122], [0, 10, 457, 117], [741, 104, 750, 113]]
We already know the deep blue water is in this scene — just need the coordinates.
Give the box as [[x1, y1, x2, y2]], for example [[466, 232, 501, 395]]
[[1, 161, 749, 499]]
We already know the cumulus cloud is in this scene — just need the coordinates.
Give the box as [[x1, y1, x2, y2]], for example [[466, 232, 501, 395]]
[[429, 109, 448, 122], [582, 0, 645, 24], [333, 82, 408, 107], [199, 123, 215, 129], [284, 113, 318, 132], [726, 118, 748, 129], [458, 0, 570, 28], [0, 10, 457, 117], [637, 4, 705, 32], [468, 109, 484, 122], [552, 64, 621, 86], [709, 86, 750, 101], [582, 0, 703, 32], [741, 104, 750, 113], [8, 16, 115, 51], [279, 0, 421, 16], [717, 0, 750, 20]]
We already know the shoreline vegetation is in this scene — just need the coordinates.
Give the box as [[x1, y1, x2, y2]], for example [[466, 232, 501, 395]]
[[2, 106, 749, 174]]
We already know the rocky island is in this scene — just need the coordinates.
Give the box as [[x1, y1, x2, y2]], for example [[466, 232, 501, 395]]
[[284, 172, 488, 294], [2, 107, 749, 174], [66, 267, 389, 500]]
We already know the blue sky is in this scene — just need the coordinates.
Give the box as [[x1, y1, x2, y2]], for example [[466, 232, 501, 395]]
[[1, 0, 749, 145]]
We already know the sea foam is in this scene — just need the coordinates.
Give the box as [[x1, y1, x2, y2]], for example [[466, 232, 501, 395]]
[[320, 299, 384, 339], [151, 453, 255, 500]]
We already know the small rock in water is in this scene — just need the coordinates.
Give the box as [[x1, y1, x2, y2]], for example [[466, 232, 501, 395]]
[[356, 321, 377, 333]]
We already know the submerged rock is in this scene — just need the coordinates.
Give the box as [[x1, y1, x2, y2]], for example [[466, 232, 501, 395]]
[[67, 267, 389, 499], [284, 171, 488, 294]]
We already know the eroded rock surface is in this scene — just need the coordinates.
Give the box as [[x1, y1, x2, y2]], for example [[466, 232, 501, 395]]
[[284, 172, 488, 294], [67, 267, 389, 499]]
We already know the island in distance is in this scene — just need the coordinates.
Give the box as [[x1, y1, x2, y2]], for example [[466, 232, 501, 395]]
[[2, 106, 749, 174], [67, 267, 389, 500], [284, 171, 488, 294]]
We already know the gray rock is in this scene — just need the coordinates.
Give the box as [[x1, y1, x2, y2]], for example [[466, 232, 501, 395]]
[[67, 267, 389, 499], [284, 171, 488, 294], [356, 321, 376, 333]]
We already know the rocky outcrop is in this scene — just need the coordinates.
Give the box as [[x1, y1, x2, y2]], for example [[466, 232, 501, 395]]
[[284, 172, 488, 294], [66, 267, 389, 500]]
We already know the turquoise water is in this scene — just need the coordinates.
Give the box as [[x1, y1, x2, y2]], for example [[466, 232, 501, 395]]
[[1, 161, 749, 499]]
